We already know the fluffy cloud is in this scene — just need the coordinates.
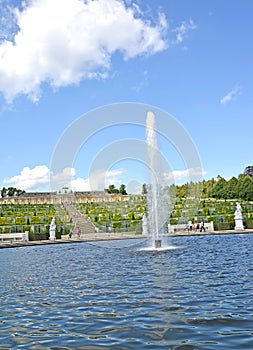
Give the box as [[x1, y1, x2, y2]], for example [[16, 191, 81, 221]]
[[3, 165, 125, 192], [220, 84, 241, 105], [4, 165, 50, 191], [3, 164, 207, 193], [163, 167, 206, 183], [72, 168, 124, 191], [0, 0, 168, 102]]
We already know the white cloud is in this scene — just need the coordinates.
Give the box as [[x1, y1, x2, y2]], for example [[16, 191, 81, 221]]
[[4, 165, 50, 191], [220, 84, 241, 105], [0, 0, 168, 102], [3, 164, 125, 192], [51, 167, 76, 189], [163, 167, 206, 183], [88, 168, 125, 191], [3, 164, 206, 193], [172, 19, 196, 44], [71, 177, 90, 191]]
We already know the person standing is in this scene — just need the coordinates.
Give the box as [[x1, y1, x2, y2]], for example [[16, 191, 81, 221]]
[[200, 221, 206, 232]]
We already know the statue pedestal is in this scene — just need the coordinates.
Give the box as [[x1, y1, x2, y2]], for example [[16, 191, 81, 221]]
[[235, 218, 244, 230], [49, 229, 56, 240]]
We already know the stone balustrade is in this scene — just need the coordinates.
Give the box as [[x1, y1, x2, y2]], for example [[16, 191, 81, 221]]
[[0, 231, 29, 242]]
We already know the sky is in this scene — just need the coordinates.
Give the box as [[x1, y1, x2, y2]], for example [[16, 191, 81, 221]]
[[0, 0, 252, 194]]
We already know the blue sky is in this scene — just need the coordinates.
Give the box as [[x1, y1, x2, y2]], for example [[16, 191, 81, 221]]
[[0, 0, 252, 193]]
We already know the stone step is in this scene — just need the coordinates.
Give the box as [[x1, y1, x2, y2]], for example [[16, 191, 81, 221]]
[[64, 203, 97, 234]]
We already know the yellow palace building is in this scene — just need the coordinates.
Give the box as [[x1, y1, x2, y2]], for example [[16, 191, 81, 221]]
[[0, 187, 134, 205]]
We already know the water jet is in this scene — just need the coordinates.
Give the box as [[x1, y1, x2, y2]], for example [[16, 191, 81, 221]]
[[146, 111, 170, 249]]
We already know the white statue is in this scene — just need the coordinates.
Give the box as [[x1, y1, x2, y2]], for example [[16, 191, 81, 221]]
[[234, 202, 244, 230], [49, 217, 56, 240], [142, 214, 148, 234], [234, 202, 243, 220]]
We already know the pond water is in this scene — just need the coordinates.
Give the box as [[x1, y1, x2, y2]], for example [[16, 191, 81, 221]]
[[0, 234, 253, 349]]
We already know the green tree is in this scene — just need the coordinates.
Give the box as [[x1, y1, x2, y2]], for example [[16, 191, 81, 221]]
[[0, 187, 25, 197], [119, 184, 127, 195], [15, 189, 25, 196], [226, 177, 238, 199], [105, 184, 119, 194], [7, 187, 16, 196], [202, 178, 216, 198], [211, 176, 227, 199], [176, 183, 188, 198], [142, 183, 147, 194], [1, 187, 7, 198], [238, 175, 253, 200]]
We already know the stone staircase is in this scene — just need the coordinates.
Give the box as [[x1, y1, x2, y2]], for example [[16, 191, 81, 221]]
[[64, 203, 96, 235]]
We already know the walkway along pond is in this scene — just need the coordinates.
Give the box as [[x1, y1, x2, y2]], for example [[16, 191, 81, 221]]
[[0, 229, 252, 249]]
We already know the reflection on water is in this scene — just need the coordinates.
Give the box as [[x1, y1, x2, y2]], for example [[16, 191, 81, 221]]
[[0, 234, 253, 349]]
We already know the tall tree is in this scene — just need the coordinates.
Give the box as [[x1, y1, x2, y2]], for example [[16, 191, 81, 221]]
[[238, 175, 253, 200], [119, 184, 127, 195], [0, 187, 26, 197], [1, 187, 7, 198], [105, 184, 119, 194], [142, 183, 147, 195], [211, 176, 227, 199], [7, 187, 16, 196], [226, 177, 238, 199]]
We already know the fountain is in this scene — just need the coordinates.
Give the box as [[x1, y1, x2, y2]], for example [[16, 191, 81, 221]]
[[146, 111, 170, 249]]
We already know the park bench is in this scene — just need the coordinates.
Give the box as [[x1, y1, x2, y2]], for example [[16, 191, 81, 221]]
[[0, 232, 29, 242]]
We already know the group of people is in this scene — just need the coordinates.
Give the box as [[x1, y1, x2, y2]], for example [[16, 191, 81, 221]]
[[68, 226, 100, 239], [68, 226, 81, 239], [186, 220, 206, 232]]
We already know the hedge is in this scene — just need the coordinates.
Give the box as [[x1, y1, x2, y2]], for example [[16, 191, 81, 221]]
[[244, 220, 253, 229], [213, 222, 235, 231], [29, 231, 61, 241]]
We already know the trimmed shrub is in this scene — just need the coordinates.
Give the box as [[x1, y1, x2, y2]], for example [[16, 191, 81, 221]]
[[244, 220, 253, 229], [22, 225, 30, 232], [15, 217, 26, 225], [170, 218, 179, 225], [29, 232, 48, 241], [112, 221, 121, 230], [214, 222, 234, 231]]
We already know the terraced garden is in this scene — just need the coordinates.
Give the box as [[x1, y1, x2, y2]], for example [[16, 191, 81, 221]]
[[76, 196, 147, 233], [0, 203, 72, 239], [76, 196, 253, 232], [170, 198, 253, 230], [1, 196, 253, 237]]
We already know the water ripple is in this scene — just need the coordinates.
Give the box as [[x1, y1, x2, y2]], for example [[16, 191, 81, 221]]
[[0, 235, 253, 349]]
